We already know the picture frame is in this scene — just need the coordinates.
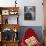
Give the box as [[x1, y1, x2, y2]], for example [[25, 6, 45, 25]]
[[2, 10, 9, 15], [24, 6, 36, 20]]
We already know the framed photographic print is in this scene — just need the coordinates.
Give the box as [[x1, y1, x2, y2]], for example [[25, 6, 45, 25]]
[[24, 6, 36, 20], [2, 10, 9, 15]]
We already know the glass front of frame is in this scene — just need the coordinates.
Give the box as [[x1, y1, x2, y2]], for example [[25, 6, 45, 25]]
[[24, 6, 36, 20]]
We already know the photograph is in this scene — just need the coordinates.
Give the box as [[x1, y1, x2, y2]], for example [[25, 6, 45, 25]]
[[24, 6, 36, 20]]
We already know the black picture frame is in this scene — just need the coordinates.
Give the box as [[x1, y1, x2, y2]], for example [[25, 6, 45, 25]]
[[24, 6, 36, 20]]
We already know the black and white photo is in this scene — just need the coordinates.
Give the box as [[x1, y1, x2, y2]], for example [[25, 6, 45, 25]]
[[24, 6, 36, 20]]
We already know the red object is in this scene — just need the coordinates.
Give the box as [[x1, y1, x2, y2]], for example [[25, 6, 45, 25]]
[[21, 28, 41, 46]]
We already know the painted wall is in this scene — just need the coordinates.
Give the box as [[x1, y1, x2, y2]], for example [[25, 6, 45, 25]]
[[0, 0, 44, 26]]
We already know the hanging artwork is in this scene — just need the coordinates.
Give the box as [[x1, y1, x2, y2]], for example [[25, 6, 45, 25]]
[[24, 6, 36, 20]]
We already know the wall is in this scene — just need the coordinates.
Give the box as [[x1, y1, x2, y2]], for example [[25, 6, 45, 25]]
[[18, 0, 44, 26], [0, 0, 44, 26]]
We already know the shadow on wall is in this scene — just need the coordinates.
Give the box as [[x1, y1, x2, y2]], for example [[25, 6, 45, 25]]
[[18, 26, 44, 44]]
